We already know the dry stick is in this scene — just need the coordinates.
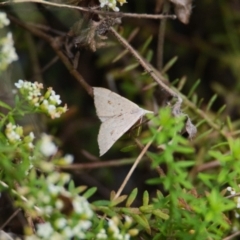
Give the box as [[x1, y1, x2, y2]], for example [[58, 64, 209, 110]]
[[0, 209, 22, 230], [110, 24, 228, 140], [114, 127, 162, 200], [1, 0, 176, 20], [8, 15, 93, 97], [110, 27, 179, 100], [134, 138, 166, 177], [156, 1, 170, 71], [223, 231, 240, 240], [59, 158, 136, 170]]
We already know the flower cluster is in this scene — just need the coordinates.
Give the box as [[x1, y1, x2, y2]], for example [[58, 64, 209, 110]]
[[0, 12, 10, 28], [15, 80, 67, 119], [99, 0, 127, 12], [5, 123, 35, 149], [96, 216, 138, 240], [18, 172, 93, 240], [0, 31, 18, 71], [226, 186, 240, 209]]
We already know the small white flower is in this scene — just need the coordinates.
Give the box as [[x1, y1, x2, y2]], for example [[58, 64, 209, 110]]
[[72, 196, 93, 218], [96, 229, 107, 239], [62, 226, 74, 238], [55, 218, 67, 229], [15, 79, 24, 88], [36, 222, 53, 238], [43, 205, 53, 214], [0, 12, 10, 28], [123, 233, 130, 240], [63, 154, 74, 164], [231, 190, 236, 195], [55, 199, 64, 210], [48, 184, 62, 195], [29, 132, 35, 140], [47, 172, 60, 184], [49, 91, 62, 105], [39, 134, 58, 157]]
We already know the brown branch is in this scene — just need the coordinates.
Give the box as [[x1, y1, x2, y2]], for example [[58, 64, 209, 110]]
[[59, 158, 136, 170], [0, 208, 22, 230], [223, 231, 240, 240], [110, 27, 179, 100], [1, 0, 176, 20], [134, 138, 166, 177], [8, 15, 93, 97]]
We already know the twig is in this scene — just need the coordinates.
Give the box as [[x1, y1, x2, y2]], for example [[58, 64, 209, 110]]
[[0, 208, 22, 230], [59, 158, 136, 170], [134, 138, 166, 177], [223, 231, 240, 240], [110, 27, 179, 100], [114, 127, 162, 200], [8, 15, 93, 97], [1, 0, 176, 20], [156, 1, 170, 71]]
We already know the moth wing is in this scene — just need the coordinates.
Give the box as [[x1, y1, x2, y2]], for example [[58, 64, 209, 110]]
[[98, 109, 145, 156], [93, 87, 140, 122]]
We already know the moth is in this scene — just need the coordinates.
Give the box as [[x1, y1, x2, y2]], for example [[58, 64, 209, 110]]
[[93, 87, 153, 156]]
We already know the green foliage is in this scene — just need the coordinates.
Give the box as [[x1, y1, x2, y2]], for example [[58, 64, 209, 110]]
[[1, 1, 240, 239]]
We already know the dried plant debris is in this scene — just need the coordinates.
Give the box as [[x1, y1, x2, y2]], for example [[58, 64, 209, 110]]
[[171, 98, 197, 139], [185, 117, 197, 139], [169, 0, 192, 24], [68, 17, 121, 51], [172, 98, 182, 117]]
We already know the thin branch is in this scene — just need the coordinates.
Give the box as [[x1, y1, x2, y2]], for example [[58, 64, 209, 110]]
[[1, 0, 176, 20], [134, 138, 166, 177], [223, 231, 240, 240], [110, 27, 178, 99], [0, 208, 22, 230], [59, 158, 136, 170], [114, 127, 162, 200], [8, 15, 93, 97]]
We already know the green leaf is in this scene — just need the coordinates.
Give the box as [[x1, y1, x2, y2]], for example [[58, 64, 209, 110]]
[[175, 146, 194, 154], [0, 100, 12, 110], [187, 79, 201, 98], [152, 209, 169, 220], [75, 185, 88, 194], [139, 204, 154, 213], [82, 187, 97, 199], [140, 35, 153, 54], [143, 191, 149, 206], [162, 56, 178, 74], [92, 200, 111, 206], [120, 145, 137, 152], [123, 63, 139, 72], [146, 177, 162, 185], [68, 180, 75, 191], [126, 188, 138, 207], [110, 195, 128, 207], [175, 161, 195, 168], [206, 94, 217, 111], [146, 49, 153, 62]]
